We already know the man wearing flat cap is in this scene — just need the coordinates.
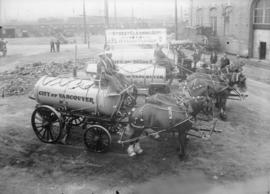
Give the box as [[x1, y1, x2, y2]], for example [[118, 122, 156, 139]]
[[96, 52, 124, 93], [104, 51, 130, 87]]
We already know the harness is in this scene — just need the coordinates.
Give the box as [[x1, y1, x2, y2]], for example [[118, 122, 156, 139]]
[[189, 72, 230, 94], [130, 103, 188, 130], [120, 116, 193, 144], [231, 72, 240, 83]]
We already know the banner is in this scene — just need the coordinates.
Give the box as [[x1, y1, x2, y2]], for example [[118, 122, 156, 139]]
[[105, 29, 167, 46]]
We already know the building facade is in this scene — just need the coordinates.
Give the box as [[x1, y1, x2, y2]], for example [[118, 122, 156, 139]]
[[190, 0, 270, 60]]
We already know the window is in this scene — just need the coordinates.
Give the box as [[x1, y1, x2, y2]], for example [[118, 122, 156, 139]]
[[254, 0, 270, 24], [224, 6, 232, 35], [196, 8, 203, 26], [254, 9, 264, 23], [210, 8, 217, 35], [265, 8, 270, 23]]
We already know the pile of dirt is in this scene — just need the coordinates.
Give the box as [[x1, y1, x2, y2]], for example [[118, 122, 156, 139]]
[[0, 59, 88, 97]]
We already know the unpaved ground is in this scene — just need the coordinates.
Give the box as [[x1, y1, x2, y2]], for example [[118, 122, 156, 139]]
[[1, 38, 270, 193]]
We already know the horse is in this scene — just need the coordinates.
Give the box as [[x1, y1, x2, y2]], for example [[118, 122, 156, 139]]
[[185, 70, 247, 120], [145, 93, 214, 120], [123, 94, 213, 159]]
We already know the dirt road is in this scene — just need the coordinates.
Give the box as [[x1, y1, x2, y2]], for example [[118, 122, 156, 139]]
[[1, 39, 270, 193]]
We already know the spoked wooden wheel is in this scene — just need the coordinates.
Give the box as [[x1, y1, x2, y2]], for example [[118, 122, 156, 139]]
[[84, 125, 111, 153], [31, 106, 63, 143]]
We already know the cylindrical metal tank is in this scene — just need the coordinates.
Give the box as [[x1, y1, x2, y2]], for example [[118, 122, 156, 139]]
[[117, 63, 166, 86], [32, 76, 122, 115]]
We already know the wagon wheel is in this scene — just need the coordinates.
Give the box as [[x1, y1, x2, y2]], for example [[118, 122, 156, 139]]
[[84, 125, 111, 153], [31, 106, 63, 143], [68, 116, 86, 126]]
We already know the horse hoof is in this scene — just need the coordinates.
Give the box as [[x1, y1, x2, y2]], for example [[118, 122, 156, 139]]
[[59, 135, 69, 145], [136, 149, 143, 154], [153, 134, 160, 139], [220, 113, 227, 121], [178, 154, 188, 161], [178, 154, 185, 161], [128, 152, 136, 157], [127, 145, 137, 157]]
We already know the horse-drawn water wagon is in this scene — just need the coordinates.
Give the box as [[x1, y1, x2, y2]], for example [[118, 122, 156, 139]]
[[29, 75, 136, 152], [29, 75, 220, 157], [86, 28, 178, 96]]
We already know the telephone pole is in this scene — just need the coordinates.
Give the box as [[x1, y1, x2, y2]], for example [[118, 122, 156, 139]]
[[83, 0, 87, 44], [0, 0, 2, 25], [180, 5, 183, 22], [190, 0, 193, 26], [104, 0, 109, 28], [175, 0, 178, 40], [131, 7, 134, 26], [114, 0, 117, 27]]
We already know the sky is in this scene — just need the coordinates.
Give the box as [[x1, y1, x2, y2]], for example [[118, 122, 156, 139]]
[[0, 0, 189, 22]]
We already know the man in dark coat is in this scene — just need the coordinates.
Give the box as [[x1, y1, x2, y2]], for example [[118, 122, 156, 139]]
[[104, 51, 130, 87], [192, 48, 202, 70], [154, 44, 175, 84], [55, 39, 60, 52], [50, 39, 55, 52], [96, 53, 124, 93], [210, 50, 218, 64], [220, 53, 230, 69]]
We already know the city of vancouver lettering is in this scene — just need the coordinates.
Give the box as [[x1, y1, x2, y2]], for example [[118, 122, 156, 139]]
[[38, 91, 94, 104]]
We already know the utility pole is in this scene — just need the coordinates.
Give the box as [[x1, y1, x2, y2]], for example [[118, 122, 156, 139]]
[[0, 0, 2, 25], [190, 0, 193, 26], [131, 7, 134, 26], [0, 0, 2, 39], [114, 0, 117, 27], [83, 0, 87, 44], [175, 0, 178, 40], [104, 0, 109, 28], [180, 5, 183, 22]]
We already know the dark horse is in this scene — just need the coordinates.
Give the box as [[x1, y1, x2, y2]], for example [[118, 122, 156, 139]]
[[123, 93, 213, 159], [185, 69, 247, 120]]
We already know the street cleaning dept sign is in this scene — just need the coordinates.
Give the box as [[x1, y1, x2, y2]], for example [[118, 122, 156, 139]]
[[105, 29, 167, 46]]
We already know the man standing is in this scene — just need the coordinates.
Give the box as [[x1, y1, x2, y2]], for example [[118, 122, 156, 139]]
[[192, 48, 202, 70], [0, 38, 7, 56], [50, 39, 55, 52], [210, 50, 218, 64], [220, 53, 230, 69], [55, 39, 60, 52], [210, 50, 218, 71]]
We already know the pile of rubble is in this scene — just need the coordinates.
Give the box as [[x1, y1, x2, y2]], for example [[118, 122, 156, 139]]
[[0, 59, 88, 97]]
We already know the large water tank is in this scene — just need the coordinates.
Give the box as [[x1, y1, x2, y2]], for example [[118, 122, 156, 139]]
[[32, 76, 122, 115]]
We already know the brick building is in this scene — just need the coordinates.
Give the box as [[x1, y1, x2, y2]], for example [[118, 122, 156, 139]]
[[190, 0, 270, 60]]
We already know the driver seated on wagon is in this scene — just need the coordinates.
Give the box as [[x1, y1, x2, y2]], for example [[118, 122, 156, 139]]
[[195, 58, 212, 74], [104, 51, 130, 86], [154, 43, 174, 75], [96, 52, 129, 93]]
